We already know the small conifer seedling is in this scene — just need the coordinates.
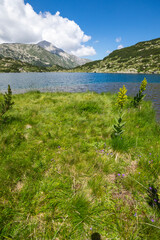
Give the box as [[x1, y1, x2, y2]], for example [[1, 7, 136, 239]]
[[0, 85, 14, 117]]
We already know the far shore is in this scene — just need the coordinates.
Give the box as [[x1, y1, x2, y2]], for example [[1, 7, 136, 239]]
[[0, 70, 160, 74]]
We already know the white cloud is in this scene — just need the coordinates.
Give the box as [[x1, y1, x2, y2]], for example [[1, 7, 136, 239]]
[[0, 0, 96, 57], [117, 45, 124, 49], [71, 45, 96, 57], [115, 37, 122, 43], [106, 50, 111, 54], [94, 40, 99, 44]]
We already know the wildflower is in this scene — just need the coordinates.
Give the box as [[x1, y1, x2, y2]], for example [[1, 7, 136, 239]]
[[140, 78, 147, 93], [116, 85, 128, 109], [58, 146, 61, 148], [154, 199, 157, 202], [149, 153, 151, 155], [149, 187, 152, 190], [90, 227, 92, 230], [139, 172, 141, 174], [134, 213, 137, 217], [151, 219, 154, 222], [122, 174, 125, 177], [118, 173, 121, 176], [132, 78, 147, 107]]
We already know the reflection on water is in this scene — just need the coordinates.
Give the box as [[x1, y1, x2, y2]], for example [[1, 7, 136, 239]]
[[0, 72, 160, 120]]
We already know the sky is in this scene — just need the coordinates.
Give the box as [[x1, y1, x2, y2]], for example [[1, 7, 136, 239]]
[[0, 0, 160, 60]]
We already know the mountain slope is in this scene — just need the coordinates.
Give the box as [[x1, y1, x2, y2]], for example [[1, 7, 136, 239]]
[[0, 43, 66, 67], [0, 42, 91, 69], [37, 41, 91, 67], [71, 38, 160, 74], [0, 56, 48, 72]]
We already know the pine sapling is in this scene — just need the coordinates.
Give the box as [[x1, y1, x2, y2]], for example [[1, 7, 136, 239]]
[[0, 85, 14, 117]]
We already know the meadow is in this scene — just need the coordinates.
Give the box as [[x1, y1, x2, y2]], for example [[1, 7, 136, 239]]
[[0, 89, 160, 239]]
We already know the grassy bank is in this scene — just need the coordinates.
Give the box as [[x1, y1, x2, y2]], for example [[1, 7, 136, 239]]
[[0, 91, 160, 239]]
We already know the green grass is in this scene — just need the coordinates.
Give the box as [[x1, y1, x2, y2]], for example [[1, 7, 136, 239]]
[[0, 91, 160, 239]]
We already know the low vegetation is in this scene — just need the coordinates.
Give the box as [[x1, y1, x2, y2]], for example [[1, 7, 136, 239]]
[[0, 86, 160, 239], [70, 38, 160, 74]]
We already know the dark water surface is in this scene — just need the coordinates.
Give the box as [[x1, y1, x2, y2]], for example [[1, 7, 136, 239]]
[[0, 72, 160, 120]]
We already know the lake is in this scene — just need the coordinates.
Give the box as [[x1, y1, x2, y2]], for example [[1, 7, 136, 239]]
[[0, 72, 160, 120]]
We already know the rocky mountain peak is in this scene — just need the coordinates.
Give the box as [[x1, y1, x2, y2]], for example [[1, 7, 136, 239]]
[[37, 41, 65, 55]]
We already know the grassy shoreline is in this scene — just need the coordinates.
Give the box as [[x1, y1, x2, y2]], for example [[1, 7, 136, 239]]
[[0, 91, 160, 239]]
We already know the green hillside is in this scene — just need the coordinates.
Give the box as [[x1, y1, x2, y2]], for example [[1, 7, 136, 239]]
[[0, 56, 47, 72], [70, 38, 160, 74], [0, 56, 67, 73]]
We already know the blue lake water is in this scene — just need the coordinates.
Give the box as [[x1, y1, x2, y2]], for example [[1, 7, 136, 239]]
[[0, 72, 160, 120]]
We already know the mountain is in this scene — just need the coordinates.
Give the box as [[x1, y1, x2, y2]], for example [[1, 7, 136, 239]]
[[0, 55, 69, 73], [0, 42, 91, 69], [0, 56, 48, 73], [37, 40, 91, 67], [0, 43, 64, 67], [70, 38, 160, 74]]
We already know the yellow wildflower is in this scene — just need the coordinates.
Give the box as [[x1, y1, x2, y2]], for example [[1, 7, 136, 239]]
[[116, 85, 128, 109], [140, 77, 147, 93]]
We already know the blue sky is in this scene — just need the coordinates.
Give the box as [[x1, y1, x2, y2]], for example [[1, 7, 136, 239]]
[[24, 0, 160, 60], [0, 0, 160, 60]]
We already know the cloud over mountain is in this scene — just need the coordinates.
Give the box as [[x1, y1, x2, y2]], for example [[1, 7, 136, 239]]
[[117, 45, 124, 49], [0, 0, 96, 57]]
